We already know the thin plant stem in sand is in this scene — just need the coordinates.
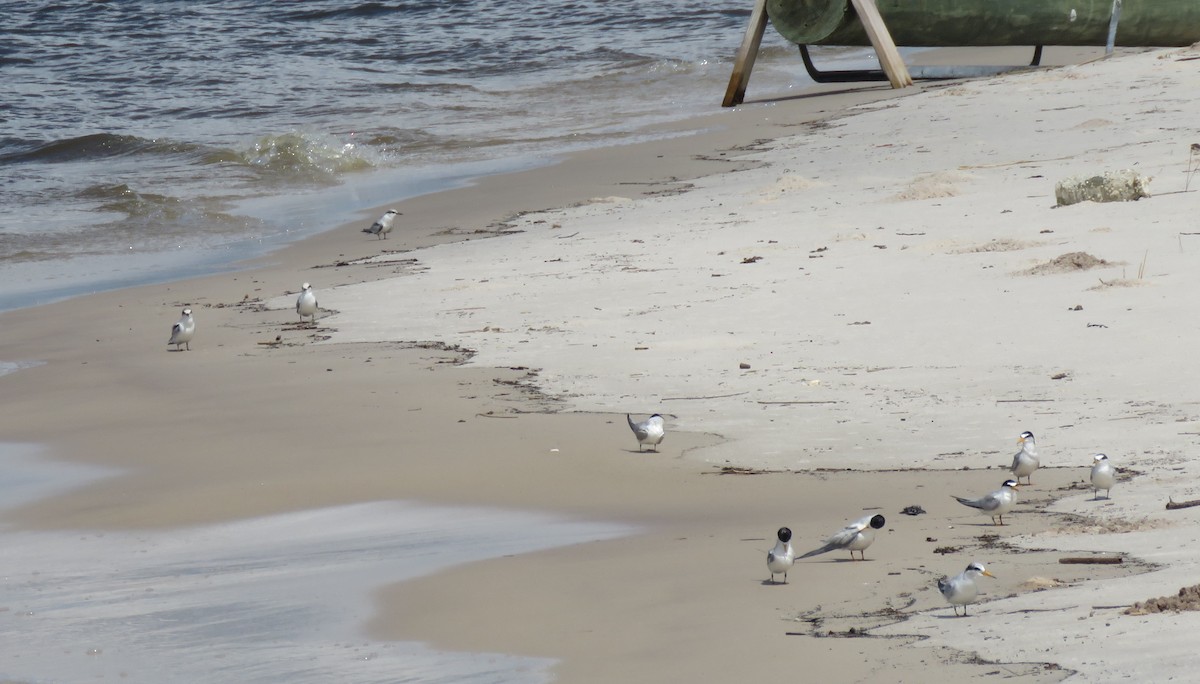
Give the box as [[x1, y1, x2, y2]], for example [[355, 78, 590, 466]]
[[1188, 143, 1200, 192]]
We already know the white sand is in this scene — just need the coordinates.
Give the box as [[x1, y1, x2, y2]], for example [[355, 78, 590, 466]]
[[315, 47, 1200, 471], [293, 46, 1200, 679]]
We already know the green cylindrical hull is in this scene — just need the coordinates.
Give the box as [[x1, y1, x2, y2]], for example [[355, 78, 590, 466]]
[[766, 0, 1200, 47]]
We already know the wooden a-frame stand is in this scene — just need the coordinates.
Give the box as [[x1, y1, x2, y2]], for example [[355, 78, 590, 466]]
[[723, 0, 912, 107], [722, 0, 1125, 106]]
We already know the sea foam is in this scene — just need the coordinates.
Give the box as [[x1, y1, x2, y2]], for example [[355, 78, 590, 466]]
[[0, 449, 630, 683]]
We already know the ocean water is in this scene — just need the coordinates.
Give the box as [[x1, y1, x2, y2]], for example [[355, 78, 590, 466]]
[[0, 444, 632, 684], [0, 0, 872, 312]]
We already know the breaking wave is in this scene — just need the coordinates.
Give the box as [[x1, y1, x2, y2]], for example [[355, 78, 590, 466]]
[[212, 132, 378, 185]]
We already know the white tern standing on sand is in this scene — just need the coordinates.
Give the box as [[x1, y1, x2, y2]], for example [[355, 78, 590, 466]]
[[952, 479, 1020, 525], [626, 413, 665, 451], [766, 527, 795, 583], [938, 562, 995, 616], [1090, 453, 1115, 499], [296, 282, 318, 325], [168, 307, 195, 351], [1010, 430, 1040, 485], [799, 513, 886, 561], [363, 209, 399, 239]]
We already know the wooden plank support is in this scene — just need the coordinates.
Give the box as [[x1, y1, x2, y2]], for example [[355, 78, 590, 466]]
[[848, 0, 913, 88], [1059, 556, 1124, 565], [722, 0, 770, 107], [1106, 0, 1123, 55]]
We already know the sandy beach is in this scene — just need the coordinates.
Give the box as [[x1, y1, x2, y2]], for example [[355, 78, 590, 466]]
[[3, 44, 1200, 682]]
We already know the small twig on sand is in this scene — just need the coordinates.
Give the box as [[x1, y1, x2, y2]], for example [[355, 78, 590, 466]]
[[995, 398, 1055, 403], [756, 400, 840, 405], [1166, 497, 1200, 510], [706, 465, 773, 476], [1186, 143, 1199, 192], [1059, 557, 1123, 565], [662, 391, 749, 401]]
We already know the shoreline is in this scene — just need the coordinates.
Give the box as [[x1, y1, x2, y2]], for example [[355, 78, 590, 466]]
[[0, 152, 555, 315], [372, 465, 1145, 684], [0, 490, 632, 684], [3, 44, 1198, 682], [0, 46, 1108, 316], [0, 73, 918, 529]]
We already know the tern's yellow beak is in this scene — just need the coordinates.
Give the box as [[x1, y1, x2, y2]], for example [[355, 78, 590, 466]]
[[982, 570, 996, 578]]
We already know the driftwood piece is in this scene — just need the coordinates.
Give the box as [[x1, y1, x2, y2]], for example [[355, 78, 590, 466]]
[[756, 400, 840, 405], [662, 391, 748, 401], [1166, 497, 1200, 510], [1059, 557, 1123, 565], [708, 465, 771, 476]]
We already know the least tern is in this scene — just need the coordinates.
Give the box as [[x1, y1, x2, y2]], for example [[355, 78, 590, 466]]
[[766, 527, 795, 583], [168, 307, 195, 351], [938, 561, 995, 616], [1010, 430, 1040, 485], [799, 514, 886, 561], [952, 479, 1019, 525], [626, 413, 665, 452], [1090, 453, 1115, 499], [363, 209, 399, 239], [296, 282, 318, 325]]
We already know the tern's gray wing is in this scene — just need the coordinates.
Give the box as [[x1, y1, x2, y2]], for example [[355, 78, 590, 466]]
[[627, 414, 648, 440], [799, 518, 867, 558], [826, 518, 870, 547], [953, 492, 1002, 512], [798, 540, 840, 559]]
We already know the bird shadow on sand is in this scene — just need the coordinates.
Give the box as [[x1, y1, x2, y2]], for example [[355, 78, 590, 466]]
[[932, 605, 995, 619], [957, 522, 1012, 527]]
